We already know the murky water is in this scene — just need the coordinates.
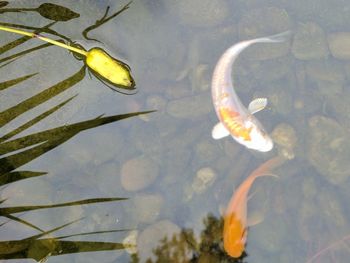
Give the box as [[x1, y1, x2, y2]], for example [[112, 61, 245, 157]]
[[1, 0, 350, 262]]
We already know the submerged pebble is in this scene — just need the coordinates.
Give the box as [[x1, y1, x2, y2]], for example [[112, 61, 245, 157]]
[[190, 64, 211, 92], [192, 167, 217, 194], [146, 94, 167, 112], [132, 193, 164, 224], [1, 178, 53, 205], [120, 155, 159, 191], [165, 0, 229, 27], [291, 22, 329, 60], [166, 92, 212, 119], [129, 122, 162, 155], [307, 115, 350, 185], [271, 123, 297, 149], [328, 32, 350, 60], [267, 84, 293, 116], [251, 56, 291, 82], [194, 140, 221, 165], [253, 215, 287, 254], [293, 89, 323, 115], [306, 60, 345, 84], [271, 123, 297, 160], [298, 187, 347, 245], [64, 128, 125, 169], [238, 7, 291, 60], [317, 80, 343, 96], [325, 90, 350, 130]]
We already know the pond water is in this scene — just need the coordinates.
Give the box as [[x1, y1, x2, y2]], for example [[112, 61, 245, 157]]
[[1, 0, 350, 262]]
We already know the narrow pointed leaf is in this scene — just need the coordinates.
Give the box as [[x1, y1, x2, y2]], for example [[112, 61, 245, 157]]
[[56, 228, 132, 240], [0, 95, 76, 143], [0, 197, 127, 215], [0, 171, 46, 186], [0, 110, 155, 155], [0, 66, 86, 128], [4, 214, 44, 232], [0, 42, 52, 65], [0, 73, 37, 91]]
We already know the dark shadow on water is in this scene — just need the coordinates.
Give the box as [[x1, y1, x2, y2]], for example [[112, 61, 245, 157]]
[[0, 218, 132, 261], [131, 214, 247, 263], [0, 109, 155, 178]]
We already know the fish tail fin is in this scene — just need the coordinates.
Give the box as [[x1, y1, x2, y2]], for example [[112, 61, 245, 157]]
[[249, 31, 291, 45], [259, 172, 279, 178], [264, 31, 292, 43], [249, 172, 279, 187], [247, 156, 285, 184], [252, 156, 286, 177], [244, 172, 278, 202]]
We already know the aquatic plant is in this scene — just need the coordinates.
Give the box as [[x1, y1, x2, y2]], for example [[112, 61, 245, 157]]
[[0, 25, 135, 92], [0, 2, 80, 21], [0, 2, 154, 261], [0, 1, 135, 93], [0, 218, 133, 262], [82, 1, 131, 42]]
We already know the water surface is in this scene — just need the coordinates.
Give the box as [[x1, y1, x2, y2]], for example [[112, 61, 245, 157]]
[[1, 1, 350, 262]]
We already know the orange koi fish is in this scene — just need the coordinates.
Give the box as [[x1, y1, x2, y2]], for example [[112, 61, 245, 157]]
[[211, 31, 290, 152], [223, 156, 285, 258]]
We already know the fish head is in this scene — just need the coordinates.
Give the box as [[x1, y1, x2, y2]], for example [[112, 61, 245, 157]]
[[238, 117, 273, 152], [223, 214, 246, 258], [225, 240, 245, 258], [248, 124, 273, 152]]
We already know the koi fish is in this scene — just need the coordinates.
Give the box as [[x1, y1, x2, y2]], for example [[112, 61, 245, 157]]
[[211, 31, 290, 152], [223, 156, 285, 258]]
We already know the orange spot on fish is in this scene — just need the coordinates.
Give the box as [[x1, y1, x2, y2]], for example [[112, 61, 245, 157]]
[[220, 92, 230, 101], [218, 107, 252, 141], [223, 156, 285, 258]]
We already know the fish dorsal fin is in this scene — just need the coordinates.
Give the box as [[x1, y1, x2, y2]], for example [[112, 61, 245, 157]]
[[248, 98, 268, 114], [212, 122, 230, 139]]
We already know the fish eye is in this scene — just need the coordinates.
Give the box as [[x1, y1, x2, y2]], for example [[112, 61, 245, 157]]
[[259, 128, 267, 136]]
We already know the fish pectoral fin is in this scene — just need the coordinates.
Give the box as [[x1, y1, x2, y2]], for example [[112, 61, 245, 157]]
[[248, 98, 268, 114], [212, 122, 230, 139], [241, 228, 248, 242], [247, 210, 264, 227]]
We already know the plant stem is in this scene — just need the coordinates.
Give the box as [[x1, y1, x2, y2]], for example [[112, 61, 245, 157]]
[[0, 25, 87, 56]]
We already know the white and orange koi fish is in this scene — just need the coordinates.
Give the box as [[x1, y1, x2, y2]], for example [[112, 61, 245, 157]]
[[211, 31, 290, 152]]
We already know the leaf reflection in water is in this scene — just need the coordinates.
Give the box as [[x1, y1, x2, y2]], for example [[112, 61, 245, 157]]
[[0, 1, 154, 261]]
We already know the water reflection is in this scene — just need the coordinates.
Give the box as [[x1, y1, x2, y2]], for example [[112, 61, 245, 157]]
[[82, 1, 131, 42], [0, 1, 154, 261], [0, 218, 129, 262], [4, 0, 350, 262], [135, 214, 246, 263], [0, 1, 135, 93], [0, 2, 80, 21]]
